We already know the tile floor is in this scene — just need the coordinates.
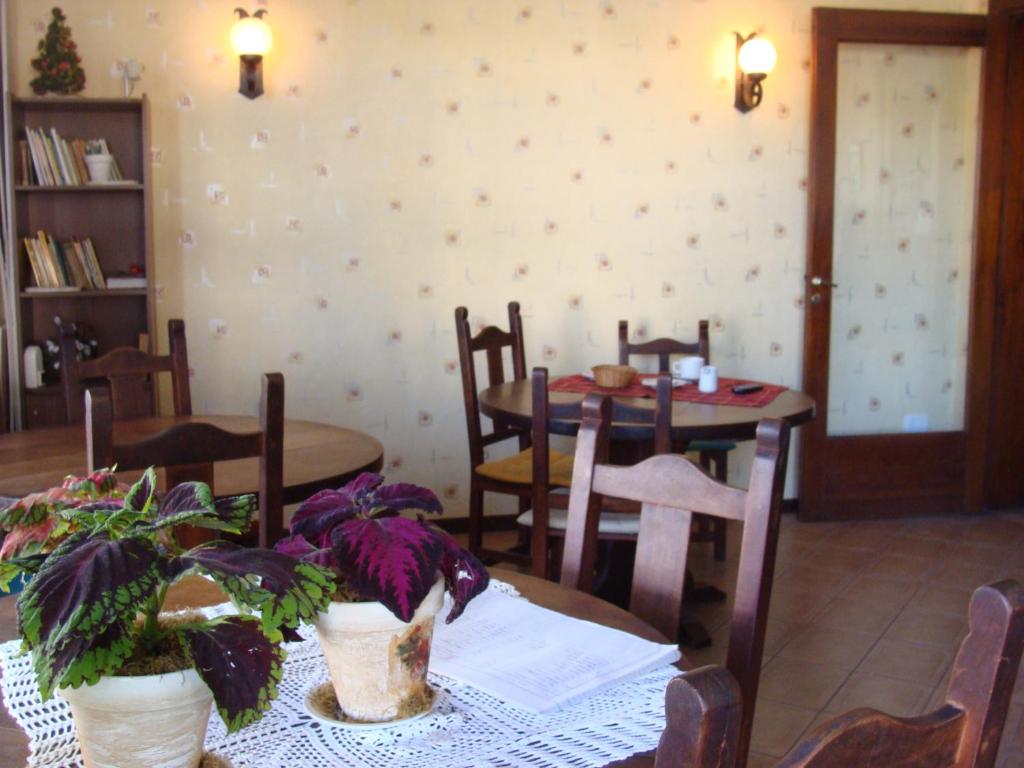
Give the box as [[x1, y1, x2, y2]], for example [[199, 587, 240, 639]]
[[478, 511, 1024, 766], [682, 513, 1024, 768]]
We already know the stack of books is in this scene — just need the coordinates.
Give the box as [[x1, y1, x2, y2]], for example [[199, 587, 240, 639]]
[[19, 128, 125, 187], [23, 231, 106, 290]]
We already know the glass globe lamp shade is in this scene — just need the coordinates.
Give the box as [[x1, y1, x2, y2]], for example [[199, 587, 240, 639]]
[[738, 37, 777, 76], [231, 17, 272, 56]]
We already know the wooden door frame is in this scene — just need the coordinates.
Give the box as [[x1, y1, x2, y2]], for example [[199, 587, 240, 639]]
[[800, 9, 988, 521], [974, 0, 1024, 508]]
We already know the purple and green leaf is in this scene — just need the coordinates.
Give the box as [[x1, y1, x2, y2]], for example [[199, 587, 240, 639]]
[[168, 543, 333, 631], [330, 516, 444, 622], [274, 534, 335, 568], [62, 468, 121, 497], [374, 483, 443, 515], [37, 618, 136, 698], [17, 535, 161, 698], [177, 616, 285, 733], [140, 484, 254, 535], [438, 530, 489, 623], [123, 468, 157, 514]]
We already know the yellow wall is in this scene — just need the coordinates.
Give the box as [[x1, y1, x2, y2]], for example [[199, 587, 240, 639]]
[[7, 0, 982, 512]]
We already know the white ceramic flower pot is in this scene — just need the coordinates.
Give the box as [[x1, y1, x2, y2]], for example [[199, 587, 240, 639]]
[[59, 669, 213, 768], [84, 153, 114, 183], [315, 578, 444, 722]]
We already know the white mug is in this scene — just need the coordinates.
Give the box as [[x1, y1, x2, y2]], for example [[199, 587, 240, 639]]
[[698, 365, 718, 394], [672, 356, 704, 381]]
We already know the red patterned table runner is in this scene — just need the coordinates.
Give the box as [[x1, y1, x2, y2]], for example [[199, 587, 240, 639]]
[[549, 374, 787, 408]]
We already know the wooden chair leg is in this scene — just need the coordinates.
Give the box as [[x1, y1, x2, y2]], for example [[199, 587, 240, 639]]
[[468, 479, 484, 555], [712, 451, 728, 562]]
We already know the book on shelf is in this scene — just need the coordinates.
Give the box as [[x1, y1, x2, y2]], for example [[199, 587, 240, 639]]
[[105, 274, 146, 289], [21, 127, 128, 186], [22, 231, 106, 290], [18, 140, 31, 186]]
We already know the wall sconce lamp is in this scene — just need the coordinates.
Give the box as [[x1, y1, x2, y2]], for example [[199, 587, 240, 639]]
[[231, 8, 272, 99], [734, 32, 777, 113]]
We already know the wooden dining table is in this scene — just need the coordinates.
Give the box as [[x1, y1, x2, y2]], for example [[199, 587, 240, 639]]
[[0, 569, 676, 767], [0, 415, 384, 505], [479, 379, 816, 443]]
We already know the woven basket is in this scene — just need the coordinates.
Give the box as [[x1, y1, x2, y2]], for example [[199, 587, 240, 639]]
[[591, 364, 636, 388]]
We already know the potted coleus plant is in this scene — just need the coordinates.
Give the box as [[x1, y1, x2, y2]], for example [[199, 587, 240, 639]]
[[275, 472, 489, 723], [1, 468, 333, 768]]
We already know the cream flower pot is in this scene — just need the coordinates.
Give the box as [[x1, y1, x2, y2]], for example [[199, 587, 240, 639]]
[[59, 669, 213, 768], [315, 578, 444, 722]]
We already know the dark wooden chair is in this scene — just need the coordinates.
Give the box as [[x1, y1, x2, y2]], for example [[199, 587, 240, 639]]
[[61, 318, 191, 424], [655, 579, 1024, 768], [619, 319, 731, 561], [456, 302, 555, 567], [519, 367, 672, 579], [86, 372, 285, 548], [561, 397, 790, 768]]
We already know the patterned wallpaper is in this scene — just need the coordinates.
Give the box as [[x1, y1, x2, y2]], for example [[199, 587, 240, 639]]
[[828, 44, 979, 436], [7, 0, 983, 512]]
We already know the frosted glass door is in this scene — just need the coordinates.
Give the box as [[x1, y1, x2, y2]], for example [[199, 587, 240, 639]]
[[826, 44, 980, 437]]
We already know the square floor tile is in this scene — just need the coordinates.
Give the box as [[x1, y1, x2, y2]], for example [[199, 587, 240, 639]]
[[798, 545, 878, 575], [815, 595, 903, 635], [912, 583, 975, 618], [867, 552, 938, 583], [826, 672, 932, 716], [858, 638, 952, 686], [759, 656, 851, 709], [885, 607, 967, 649], [777, 626, 878, 670], [749, 701, 818, 757], [840, 575, 917, 612]]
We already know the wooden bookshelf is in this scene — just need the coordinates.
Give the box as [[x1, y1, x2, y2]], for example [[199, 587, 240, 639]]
[[9, 96, 154, 428]]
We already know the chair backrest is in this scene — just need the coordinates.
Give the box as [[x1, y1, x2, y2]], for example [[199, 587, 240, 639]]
[[62, 318, 191, 424], [528, 367, 673, 578], [618, 319, 711, 372], [86, 372, 285, 548], [455, 303, 528, 468], [561, 396, 789, 768], [655, 579, 1024, 768]]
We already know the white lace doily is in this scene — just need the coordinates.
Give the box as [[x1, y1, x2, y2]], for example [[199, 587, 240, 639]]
[[0, 580, 675, 768]]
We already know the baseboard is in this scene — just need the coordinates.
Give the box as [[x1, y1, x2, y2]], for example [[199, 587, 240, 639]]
[[435, 514, 519, 535]]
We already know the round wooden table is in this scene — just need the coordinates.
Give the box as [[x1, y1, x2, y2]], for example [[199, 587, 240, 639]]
[[479, 380, 816, 441], [0, 570, 674, 767], [0, 416, 384, 505]]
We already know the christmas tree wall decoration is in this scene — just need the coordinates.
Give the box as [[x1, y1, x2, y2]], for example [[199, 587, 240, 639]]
[[29, 7, 86, 95]]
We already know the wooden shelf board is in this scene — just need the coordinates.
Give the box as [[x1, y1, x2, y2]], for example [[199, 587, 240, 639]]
[[20, 289, 147, 298], [12, 97, 143, 113], [15, 184, 143, 193]]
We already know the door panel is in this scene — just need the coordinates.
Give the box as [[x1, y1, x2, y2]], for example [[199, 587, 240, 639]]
[[799, 9, 987, 521]]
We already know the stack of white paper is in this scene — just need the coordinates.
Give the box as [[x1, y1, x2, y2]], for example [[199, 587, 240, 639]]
[[431, 587, 680, 713]]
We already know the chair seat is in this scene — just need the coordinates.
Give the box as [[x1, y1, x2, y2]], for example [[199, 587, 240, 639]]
[[688, 440, 737, 453], [516, 507, 641, 536], [474, 447, 574, 487]]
